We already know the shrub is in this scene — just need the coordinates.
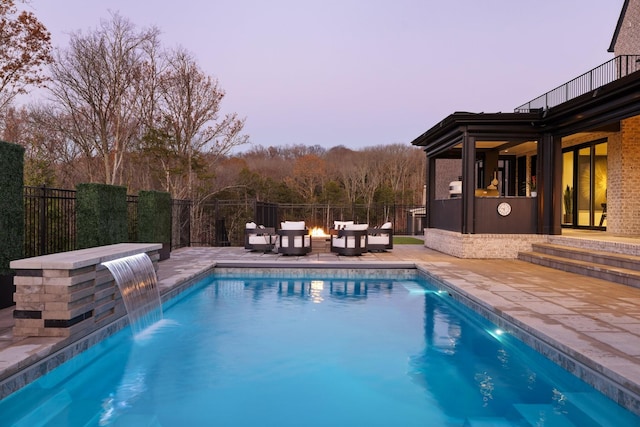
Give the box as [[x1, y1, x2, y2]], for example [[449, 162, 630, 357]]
[[76, 183, 128, 249], [138, 190, 171, 245], [0, 141, 25, 275]]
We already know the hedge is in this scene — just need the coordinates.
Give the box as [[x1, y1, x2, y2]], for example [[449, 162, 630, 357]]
[[76, 183, 128, 249], [0, 141, 25, 275], [138, 190, 172, 245]]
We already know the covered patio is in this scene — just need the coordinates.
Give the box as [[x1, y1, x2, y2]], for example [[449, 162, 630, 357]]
[[411, 55, 640, 258]]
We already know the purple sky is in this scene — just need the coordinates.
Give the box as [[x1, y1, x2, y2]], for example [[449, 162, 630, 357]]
[[27, 0, 624, 151]]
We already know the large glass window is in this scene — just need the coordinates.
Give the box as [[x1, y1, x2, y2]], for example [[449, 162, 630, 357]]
[[562, 151, 574, 225], [577, 147, 592, 227], [563, 140, 607, 229], [594, 142, 607, 227]]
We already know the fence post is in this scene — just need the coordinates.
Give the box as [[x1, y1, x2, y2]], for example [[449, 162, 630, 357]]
[[39, 185, 47, 256]]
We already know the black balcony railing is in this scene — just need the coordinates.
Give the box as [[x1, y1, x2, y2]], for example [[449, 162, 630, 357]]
[[515, 55, 640, 113]]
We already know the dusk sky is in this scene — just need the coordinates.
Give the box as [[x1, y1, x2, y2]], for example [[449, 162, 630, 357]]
[[27, 0, 623, 151]]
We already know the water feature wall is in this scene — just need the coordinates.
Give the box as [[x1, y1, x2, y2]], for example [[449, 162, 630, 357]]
[[10, 243, 162, 339], [102, 253, 163, 336]]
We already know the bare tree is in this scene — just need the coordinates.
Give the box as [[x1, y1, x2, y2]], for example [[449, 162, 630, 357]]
[[47, 13, 160, 185], [149, 47, 249, 199], [0, 0, 52, 111], [375, 144, 424, 205], [1, 104, 85, 186], [325, 146, 358, 204], [355, 148, 386, 222], [26, 104, 87, 186], [284, 154, 326, 203]]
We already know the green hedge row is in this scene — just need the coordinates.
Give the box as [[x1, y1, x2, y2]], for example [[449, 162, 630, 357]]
[[76, 185, 172, 251], [76, 183, 129, 249], [138, 190, 171, 245], [0, 141, 25, 275]]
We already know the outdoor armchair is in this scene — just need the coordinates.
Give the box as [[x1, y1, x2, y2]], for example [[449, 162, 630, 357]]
[[245, 222, 277, 252], [330, 221, 368, 256], [367, 222, 393, 252], [277, 221, 312, 255]]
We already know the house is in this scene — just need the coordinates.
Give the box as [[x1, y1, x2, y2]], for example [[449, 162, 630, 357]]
[[411, 0, 640, 258]]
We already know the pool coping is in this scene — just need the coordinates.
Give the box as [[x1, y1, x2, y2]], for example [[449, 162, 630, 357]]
[[212, 260, 416, 269], [1, 253, 639, 417], [415, 264, 640, 416]]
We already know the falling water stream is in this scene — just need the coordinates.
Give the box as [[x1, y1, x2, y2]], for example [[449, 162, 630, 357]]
[[102, 253, 163, 336]]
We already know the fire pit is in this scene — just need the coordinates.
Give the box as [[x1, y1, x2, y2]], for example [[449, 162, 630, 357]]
[[309, 227, 330, 253]]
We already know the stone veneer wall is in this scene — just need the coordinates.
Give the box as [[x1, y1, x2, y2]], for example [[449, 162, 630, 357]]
[[612, 0, 640, 56], [10, 243, 161, 339], [424, 228, 547, 259], [612, 0, 640, 230], [608, 116, 640, 234], [547, 235, 640, 256]]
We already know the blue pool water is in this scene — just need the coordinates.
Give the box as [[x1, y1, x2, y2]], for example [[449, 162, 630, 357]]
[[1, 275, 638, 426]]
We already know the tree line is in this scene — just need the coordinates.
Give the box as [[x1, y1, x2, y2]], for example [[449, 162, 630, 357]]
[[0, 1, 425, 214]]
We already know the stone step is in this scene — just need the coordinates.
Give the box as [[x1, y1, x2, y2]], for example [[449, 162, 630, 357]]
[[13, 390, 72, 427], [563, 391, 632, 427], [531, 242, 640, 272], [518, 250, 640, 289]]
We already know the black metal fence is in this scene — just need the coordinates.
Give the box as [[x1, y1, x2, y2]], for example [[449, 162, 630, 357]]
[[193, 201, 425, 248], [127, 194, 138, 243], [172, 199, 192, 250], [24, 186, 77, 258], [22, 186, 193, 258], [189, 199, 273, 247], [22, 186, 425, 257]]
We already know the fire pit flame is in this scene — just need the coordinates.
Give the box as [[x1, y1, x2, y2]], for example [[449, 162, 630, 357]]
[[310, 227, 328, 237]]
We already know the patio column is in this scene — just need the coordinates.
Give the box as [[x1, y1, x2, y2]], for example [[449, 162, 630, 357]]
[[462, 131, 475, 234], [538, 133, 562, 234], [425, 154, 436, 228]]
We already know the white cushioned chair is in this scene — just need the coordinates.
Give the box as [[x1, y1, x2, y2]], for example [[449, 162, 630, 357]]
[[245, 222, 277, 252], [330, 222, 368, 256], [277, 221, 311, 255], [367, 222, 393, 251]]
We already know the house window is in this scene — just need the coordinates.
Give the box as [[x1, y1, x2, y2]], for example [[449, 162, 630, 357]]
[[475, 158, 515, 196], [563, 140, 607, 229]]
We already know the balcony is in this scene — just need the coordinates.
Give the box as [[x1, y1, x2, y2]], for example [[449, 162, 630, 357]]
[[515, 55, 640, 112]]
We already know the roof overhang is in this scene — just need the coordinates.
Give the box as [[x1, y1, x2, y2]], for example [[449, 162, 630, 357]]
[[412, 69, 640, 157], [410, 111, 542, 157]]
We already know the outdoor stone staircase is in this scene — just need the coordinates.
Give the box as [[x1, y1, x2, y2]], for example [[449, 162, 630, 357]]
[[517, 236, 640, 289]]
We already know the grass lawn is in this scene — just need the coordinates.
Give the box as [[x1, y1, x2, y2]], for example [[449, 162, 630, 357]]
[[393, 236, 423, 245]]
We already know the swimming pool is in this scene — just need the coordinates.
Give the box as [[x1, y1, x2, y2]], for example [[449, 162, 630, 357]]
[[1, 274, 638, 426]]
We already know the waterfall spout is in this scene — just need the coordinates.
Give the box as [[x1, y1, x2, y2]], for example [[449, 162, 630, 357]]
[[102, 253, 163, 336]]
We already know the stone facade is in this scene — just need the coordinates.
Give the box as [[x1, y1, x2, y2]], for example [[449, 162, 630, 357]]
[[10, 243, 161, 338], [603, 0, 640, 233], [424, 228, 547, 259], [610, 116, 640, 234], [611, 0, 640, 56]]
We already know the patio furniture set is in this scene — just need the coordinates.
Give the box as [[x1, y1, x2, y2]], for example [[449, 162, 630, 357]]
[[245, 221, 393, 256]]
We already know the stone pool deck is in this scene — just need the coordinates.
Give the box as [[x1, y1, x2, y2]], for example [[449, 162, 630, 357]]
[[1, 241, 640, 415]]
